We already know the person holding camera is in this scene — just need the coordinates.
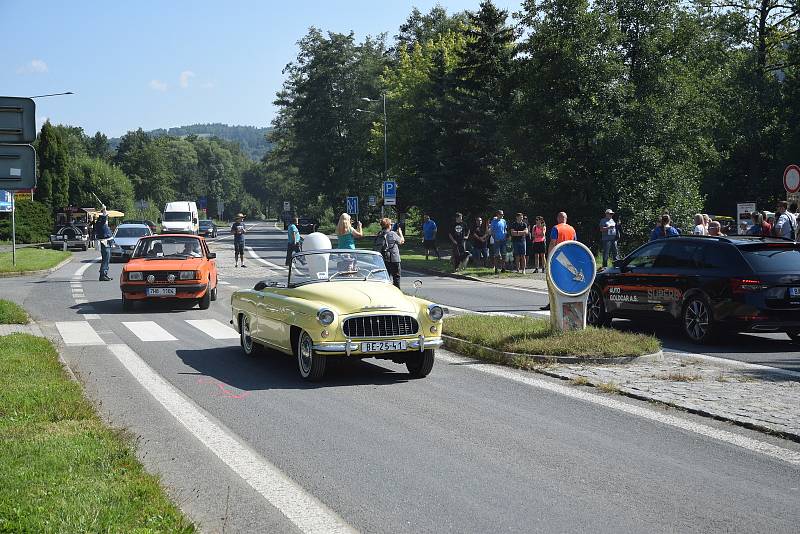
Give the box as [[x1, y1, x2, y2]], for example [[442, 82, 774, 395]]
[[336, 213, 363, 250]]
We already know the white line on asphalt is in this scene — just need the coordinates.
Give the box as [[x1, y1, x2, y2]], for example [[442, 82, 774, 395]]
[[219, 280, 230, 285], [83, 314, 101, 320], [122, 321, 178, 342], [107, 343, 355, 534], [437, 352, 800, 466], [246, 246, 287, 271], [185, 319, 240, 340], [73, 258, 100, 279], [56, 321, 105, 345], [74, 298, 88, 304]]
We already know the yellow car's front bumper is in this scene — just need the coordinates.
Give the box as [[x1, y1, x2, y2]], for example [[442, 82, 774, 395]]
[[313, 336, 443, 356]]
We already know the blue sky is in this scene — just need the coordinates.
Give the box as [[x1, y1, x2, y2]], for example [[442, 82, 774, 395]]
[[2, 0, 521, 138]]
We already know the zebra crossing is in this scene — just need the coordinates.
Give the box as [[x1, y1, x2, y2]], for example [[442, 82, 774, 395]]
[[55, 318, 239, 345]]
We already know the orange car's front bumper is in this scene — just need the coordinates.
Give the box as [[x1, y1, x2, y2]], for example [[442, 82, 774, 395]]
[[120, 283, 208, 300]]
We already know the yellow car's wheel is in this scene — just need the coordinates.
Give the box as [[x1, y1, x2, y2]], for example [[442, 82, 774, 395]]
[[297, 330, 326, 381], [240, 314, 264, 357], [406, 349, 435, 378]]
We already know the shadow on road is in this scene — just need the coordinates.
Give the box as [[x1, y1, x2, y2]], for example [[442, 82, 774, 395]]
[[76, 298, 202, 315], [175, 345, 412, 390]]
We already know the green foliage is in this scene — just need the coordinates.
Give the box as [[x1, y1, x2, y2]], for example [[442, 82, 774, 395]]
[[0, 200, 53, 243]]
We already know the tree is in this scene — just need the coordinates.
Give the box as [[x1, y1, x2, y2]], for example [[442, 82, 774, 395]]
[[88, 131, 112, 160], [68, 156, 134, 213], [35, 121, 70, 210]]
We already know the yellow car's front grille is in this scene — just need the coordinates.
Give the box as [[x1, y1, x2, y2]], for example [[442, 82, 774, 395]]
[[343, 315, 418, 338]]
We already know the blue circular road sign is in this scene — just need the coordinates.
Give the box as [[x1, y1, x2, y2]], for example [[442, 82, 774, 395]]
[[548, 241, 596, 297]]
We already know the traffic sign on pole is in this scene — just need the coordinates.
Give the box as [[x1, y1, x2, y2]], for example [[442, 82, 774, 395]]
[[383, 181, 397, 206], [283, 201, 291, 212], [784, 165, 800, 194], [0, 97, 36, 144], [346, 196, 359, 214], [0, 190, 11, 212], [368, 195, 376, 207]]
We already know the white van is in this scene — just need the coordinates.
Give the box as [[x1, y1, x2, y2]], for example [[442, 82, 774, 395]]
[[161, 201, 199, 234]]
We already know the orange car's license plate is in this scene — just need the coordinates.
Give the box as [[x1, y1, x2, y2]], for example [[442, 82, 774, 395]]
[[362, 341, 407, 352], [147, 287, 176, 297]]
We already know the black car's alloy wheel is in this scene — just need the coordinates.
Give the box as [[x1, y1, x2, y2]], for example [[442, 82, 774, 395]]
[[587, 287, 609, 327], [683, 297, 713, 343]]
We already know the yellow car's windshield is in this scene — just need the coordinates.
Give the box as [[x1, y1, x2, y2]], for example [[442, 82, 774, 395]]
[[289, 250, 390, 285]]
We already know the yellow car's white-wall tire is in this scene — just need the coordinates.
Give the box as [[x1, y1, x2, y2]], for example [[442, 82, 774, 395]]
[[297, 330, 326, 381], [239, 314, 263, 356]]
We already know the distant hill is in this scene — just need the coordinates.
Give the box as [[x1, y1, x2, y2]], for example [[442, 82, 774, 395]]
[[110, 123, 273, 160]]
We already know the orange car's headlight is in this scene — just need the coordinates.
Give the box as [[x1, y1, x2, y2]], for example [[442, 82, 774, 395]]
[[180, 270, 199, 280]]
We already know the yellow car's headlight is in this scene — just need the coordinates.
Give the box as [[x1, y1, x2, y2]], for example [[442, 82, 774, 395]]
[[427, 304, 445, 321], [317, 308, 335, 326]]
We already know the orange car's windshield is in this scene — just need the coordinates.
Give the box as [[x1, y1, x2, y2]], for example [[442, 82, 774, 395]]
[[133, 237, 202, 259]]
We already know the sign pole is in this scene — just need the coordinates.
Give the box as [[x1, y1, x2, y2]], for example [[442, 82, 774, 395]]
[[11, 193, 16, 267]]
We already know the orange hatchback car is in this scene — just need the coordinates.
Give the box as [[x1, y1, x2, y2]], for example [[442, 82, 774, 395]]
[[120, 234, 218, 310]]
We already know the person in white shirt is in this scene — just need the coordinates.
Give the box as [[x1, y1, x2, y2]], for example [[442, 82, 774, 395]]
[[692, 213, 707, 235], [774, 201, 796, 240]]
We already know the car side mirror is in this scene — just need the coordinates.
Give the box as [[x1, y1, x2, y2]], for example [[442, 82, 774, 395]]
[[207, 252, 216, 259], [193, 218, 198, 224]]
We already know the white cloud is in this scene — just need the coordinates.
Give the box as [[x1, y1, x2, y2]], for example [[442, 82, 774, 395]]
[[179, 70, 195, 88], [17, 59, 48, 74], [149, 79, 168, 92], [201, 81, 215, 89]]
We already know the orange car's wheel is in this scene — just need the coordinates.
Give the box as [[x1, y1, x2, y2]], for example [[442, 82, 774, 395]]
[[199, 287, 211, 310]]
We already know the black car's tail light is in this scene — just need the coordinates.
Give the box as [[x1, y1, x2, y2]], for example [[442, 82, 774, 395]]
[[730, 278, 766, 294]]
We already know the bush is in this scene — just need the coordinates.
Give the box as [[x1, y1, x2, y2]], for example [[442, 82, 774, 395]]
[[0, 199, 53, 244]]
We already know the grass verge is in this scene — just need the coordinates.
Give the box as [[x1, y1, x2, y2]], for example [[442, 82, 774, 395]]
[[0, 333, 194, 532], [0, 299, 27, 324], [444, 314, 660, 358], [0, 248, 71, 273]]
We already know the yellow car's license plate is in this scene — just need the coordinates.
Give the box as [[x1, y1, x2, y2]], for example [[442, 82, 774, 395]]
[[361, 340, 407, 352]]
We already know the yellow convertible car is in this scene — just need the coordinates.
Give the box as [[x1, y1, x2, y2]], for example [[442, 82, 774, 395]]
[[230, 249, 445, 381]]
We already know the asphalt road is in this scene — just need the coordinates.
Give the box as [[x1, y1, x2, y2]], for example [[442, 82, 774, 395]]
[[4, 221, 800, 533]]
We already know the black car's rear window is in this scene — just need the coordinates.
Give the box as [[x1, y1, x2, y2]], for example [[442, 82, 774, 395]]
[[740, 245, 800, 272]]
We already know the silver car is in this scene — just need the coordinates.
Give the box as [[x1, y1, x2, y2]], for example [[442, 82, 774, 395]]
[[110, 224, 152, 262]]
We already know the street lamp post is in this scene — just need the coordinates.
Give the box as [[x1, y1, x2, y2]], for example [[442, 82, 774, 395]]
[[358, 94, 388, 216]]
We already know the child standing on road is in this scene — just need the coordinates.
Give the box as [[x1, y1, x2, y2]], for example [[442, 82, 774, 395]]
[[231, 214, 247, 268]]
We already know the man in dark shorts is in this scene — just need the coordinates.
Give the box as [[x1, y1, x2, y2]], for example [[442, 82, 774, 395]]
[[509, 212, 529, 274], [286, 216, 302, 266], [421, 214, 440, 260], [448, 212, 470, 271], [231, 213, 247, 267]]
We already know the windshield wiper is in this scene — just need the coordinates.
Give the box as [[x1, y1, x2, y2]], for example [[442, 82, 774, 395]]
[[329, 271, 365, 281], [365, 268, 388, 280]]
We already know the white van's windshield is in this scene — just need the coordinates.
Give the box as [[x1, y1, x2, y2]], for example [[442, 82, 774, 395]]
[[163, 212, 192, 222]]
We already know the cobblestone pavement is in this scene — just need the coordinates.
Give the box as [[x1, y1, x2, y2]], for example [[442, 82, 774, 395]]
[[0, 323, 42, 336], [545, 353, 800, 439]]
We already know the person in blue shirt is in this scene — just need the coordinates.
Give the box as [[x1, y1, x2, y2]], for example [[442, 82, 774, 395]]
[[490, 210, 508, 274], [421, 214, 440, 260], [230, 213, 247, 267], [650, 214, 680, 241], [94, 206, 113, 281], [285, 216, 302, 266]]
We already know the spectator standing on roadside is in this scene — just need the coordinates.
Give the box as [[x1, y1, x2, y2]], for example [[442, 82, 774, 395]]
[[376, 218, 404, 288], [708, 221, 725, 236], [692, 214, 707, 235], [702, 214, 710, 234], [774, 200, 796, 240], [541, 212, 577, 311], [509, 213, 529, 274], [650, 214, 680, 241], [231, 213, 247, 268], [336, 212, 363, 250], [95, 206, 113, 281], [448, 212, 470, 271], [469, 216, 490, 267], [524, 215, 535, 270], [599, 209, 619, 268], [791, 203, 800, 240], [285, 215, 302, 266], [747, 211, 772, 236], [490, 210, 508, 274], [422, 214, 440, 260], [531, 216, 547, 273]]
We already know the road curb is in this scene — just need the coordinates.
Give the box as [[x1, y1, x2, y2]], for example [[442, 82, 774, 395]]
[[442, 334, 664, 364], [0, 255, 73, 278]]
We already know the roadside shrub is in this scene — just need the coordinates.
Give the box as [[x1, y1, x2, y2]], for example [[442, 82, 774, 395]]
[[0, 199, 53, 243]]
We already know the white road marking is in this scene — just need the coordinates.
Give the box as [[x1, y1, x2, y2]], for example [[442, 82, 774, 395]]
[[185, 319, 239, 340], [73, 258, 100, 279], [442, 304, 527, 318], [122, 321, 178, 342], [219, 280, 231, 285], [56, 321, 105, 345], [107, 343, 355, 534], [246, 246, 287, 271], [83, 314, 101, 320], [437, 352, 800, 466], [74, 298, 88, 304]]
